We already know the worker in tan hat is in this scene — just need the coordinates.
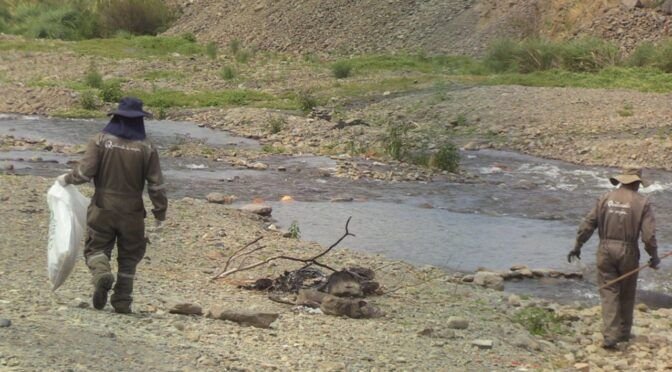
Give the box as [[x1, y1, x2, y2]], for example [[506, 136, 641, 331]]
[[568, 167, 660, 349]]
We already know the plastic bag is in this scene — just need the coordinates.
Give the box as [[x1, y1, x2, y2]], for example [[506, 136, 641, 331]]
[[47, 181, 89, 290]]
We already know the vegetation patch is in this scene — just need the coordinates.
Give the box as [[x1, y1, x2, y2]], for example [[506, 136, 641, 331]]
[[512, 307, 565, 337], [71, 36, 205, 59], [129, 88, 275, 109], [51, 108, 105, 119]]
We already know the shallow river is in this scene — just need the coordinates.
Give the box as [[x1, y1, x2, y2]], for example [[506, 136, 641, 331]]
[[2, 115, 671, 306]]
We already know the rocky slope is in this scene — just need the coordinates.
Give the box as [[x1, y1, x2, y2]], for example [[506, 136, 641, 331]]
[[166, 0, 672, 56]]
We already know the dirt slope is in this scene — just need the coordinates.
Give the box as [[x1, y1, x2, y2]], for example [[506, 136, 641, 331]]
[[166, 0, 672, 56]]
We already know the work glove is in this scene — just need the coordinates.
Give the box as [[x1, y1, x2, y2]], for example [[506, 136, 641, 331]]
[[56, 173, 68, 187], [567, 248, 581, 263], [649, 255, 661, 270]]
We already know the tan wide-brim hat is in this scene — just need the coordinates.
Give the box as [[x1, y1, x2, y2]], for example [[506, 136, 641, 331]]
[[609, 167, 650, 187]]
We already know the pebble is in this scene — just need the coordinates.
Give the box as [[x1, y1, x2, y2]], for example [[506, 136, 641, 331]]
[[471, 339, 494, 350], [0, 318, 11, 328]]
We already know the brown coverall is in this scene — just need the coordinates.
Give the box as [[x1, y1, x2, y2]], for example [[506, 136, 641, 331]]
[[66, 132, 167, 309], [574, 187, 657, 344]]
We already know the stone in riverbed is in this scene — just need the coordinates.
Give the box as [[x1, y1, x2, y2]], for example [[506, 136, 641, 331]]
[[206, 192, 235, 204], [0, 318, 11, 327], [446, 316, 469, 329], [239, 204, 272, 216], [206, 306, 279, 328], [471, 339, 494, 349], [473, 271, 504, 291], [169, 303, 203, 316]]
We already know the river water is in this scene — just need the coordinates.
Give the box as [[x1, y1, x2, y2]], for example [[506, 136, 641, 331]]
[[2, 115, 671, 306]]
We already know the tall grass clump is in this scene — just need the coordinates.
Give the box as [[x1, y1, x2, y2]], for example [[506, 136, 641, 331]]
[[206, 41, 218, 59], [332, 60, 353, 78], [384, 123, 408, 161], [220, 65, 236, 80], [297, 90, 318, 113], [100, 80, 123, 102], [8, 0, 99, 40], [484, 39, 520, 72], [559, 38, 621, 72], [654, 40, 672, 73], [79, 90, 99, 110], [485, 38, 621, 73], [627, 42, 657, 67], [98, 0, 177, 36], [430, 143, 460, 172], [84, 64, 103, 88]]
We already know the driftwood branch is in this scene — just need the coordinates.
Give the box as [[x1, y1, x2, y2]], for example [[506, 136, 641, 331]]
[[211, 217, 354, 280]]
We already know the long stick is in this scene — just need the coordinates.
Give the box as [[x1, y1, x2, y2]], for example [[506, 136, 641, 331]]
[[599, 251, 672, 290]]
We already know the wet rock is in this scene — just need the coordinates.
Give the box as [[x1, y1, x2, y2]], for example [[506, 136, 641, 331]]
[[169, 303, 204, 316], [320, 295, 385, 319], [240, 204, 272, 216], [446, 316, 469, 330], [206, 307, 279, 328], [473, 271, 504, 291], [0, 318, 11, 327], [471, 339, 494, 349], [206, 192, 235, 204], [461, 275, 474, 283], [510, 264, 528, 271]]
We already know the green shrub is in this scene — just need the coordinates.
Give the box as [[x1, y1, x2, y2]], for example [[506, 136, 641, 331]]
[[220, 65, 236, 80], [297, 90, 318, 112], [100, 80, 123, 102], [513, 307, 564, 337], [98, 0, 177, 36], [288, 221, 301, 239], [655, 40, 672, 73], [384, 123, 408, 161], [84, 65, 103, 88], [9, 1, 99, 40], [206, 41, 218, 59], [516, 38, 560, 73], [559, 38, 621, 72], [228, 38, 241, 55], [332, 60, 353, 78], [181, 32, 196, 43], [267, 116, 285, 134], [235, 49, 252, 64], [484, 39, 520, 72], [628, 42, 657, 67], [79, 89, 98, 110], [430, 143, 460, 172]]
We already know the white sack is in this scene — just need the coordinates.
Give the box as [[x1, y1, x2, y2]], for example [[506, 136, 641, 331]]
[[47, 181, 89, 290]]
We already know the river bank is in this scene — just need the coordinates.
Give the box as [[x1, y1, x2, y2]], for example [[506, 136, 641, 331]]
[[2, 174, 672, 371]]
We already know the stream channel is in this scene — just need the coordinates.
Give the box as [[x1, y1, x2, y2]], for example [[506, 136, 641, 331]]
[[2, 115, 672, 307]]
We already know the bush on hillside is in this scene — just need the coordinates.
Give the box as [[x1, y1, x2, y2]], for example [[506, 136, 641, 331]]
[[558, 38, 621, 72], [332, 60, 353, 78], [98, 0, 177, 36], [8, 0, 98, 40], [627, 42, 657, 67]]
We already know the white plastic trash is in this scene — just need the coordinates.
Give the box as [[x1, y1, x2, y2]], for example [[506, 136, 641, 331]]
[[46, 181, 89, 290]]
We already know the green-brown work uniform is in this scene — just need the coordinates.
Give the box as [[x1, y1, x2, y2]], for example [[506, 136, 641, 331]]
[[574, 187, 657, 344], [65, 132, 167, 309]]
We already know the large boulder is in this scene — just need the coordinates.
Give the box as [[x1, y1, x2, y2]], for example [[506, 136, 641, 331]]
[[239, 203, 272, 216], [662, 0, 672, 14], [473, 271, 504, 291]]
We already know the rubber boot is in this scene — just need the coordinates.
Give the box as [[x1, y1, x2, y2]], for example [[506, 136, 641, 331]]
[[87, 254, 114, 310], [110, 273, 134, 314]]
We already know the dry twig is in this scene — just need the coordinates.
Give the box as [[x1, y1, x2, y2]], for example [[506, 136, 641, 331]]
[[211, 217, 355, 281]]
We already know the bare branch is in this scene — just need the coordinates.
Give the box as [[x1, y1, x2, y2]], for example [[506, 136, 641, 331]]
[[211, 217, 354, 280]]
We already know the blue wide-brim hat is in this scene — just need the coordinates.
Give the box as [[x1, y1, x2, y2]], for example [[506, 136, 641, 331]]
[[107, 96, 151, 118]]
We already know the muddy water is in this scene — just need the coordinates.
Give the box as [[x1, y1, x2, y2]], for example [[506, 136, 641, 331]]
[[2, 116, 672, 306]]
